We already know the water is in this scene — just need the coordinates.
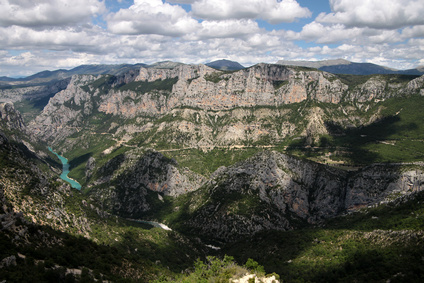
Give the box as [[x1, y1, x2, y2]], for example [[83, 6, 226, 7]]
[[48, 147, 81, 190], [128, 219, 172, 231]]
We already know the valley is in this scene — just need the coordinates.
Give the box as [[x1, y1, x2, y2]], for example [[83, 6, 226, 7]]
[[1, 62, 424, 282]]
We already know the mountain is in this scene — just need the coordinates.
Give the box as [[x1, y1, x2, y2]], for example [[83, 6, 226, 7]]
[[147, 61, 185, 69], [277, 59, 424, 76], [206, 59, 245, 71], [0, 63, 147, 87], [168, 151, 423, 242], [276, 59, 353, 69], [1, 61, 424, 281], [0, 76, 17, 82], [398, 65, 424, 75]]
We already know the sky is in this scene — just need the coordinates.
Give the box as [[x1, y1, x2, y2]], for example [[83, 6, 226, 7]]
[[1, 0, 424, 77]]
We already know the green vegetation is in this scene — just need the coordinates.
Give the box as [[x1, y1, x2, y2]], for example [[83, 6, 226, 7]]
[[287, 95, 424, 165], [163, 148, 259, 176], [154, 256, 273, 282], [80, 75, 115, 96], [272, 80, 289, 89], [224, 191, 424, 283], [118, 77, 178, 93], [4, 67, 424, 282], [204, 72, 227, 83], [337, 74, 419, 89], [0, 218, 203, 282]]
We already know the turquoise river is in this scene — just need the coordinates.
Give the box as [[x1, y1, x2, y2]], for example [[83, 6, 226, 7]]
[[48, 147, 81, 190]]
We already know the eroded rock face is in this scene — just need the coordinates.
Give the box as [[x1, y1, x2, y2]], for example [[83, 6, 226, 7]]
[[28, 64, 424, 148], [28, 75, 99, 143], [153, 63, 347, 110], [88, 150, 205, 217], [181, 151, 424, 242], [0, 102, 26, 132], [0, 79, 69, 103]]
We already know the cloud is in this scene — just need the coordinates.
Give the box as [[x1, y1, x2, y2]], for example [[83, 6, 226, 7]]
[[0, 0, 106, 28], [187, 19, 261, 40], [107, 0, 199, 36], [0, 25, 109, 53], [166, 0, 196, 3], [191, 0, 311, 24], [1, 0, 423, 77], [401, 25, 424, 39], [286, 20, 403, 46], [317, 0, 424, 29], [288, 22, 362, 44]]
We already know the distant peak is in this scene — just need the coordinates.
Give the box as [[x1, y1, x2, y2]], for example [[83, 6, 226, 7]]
[[205, 59, 244, 71], [276, 59, 351, 69]]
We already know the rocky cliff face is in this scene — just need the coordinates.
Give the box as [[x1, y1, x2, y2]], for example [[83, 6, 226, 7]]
[[0, 102, 26, 132], [20, 63, 424, 230], [0, 79, 69, 103], [29, 75, 99, 143], [126, 63, 347, 111], [87, 150, 205, 217], [178, 151, 424, 242], [28, 63, 424, 148]]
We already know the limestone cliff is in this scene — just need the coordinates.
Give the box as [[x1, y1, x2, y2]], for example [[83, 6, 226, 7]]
[[29, 63, 424, 148], [0, 79, 69, 103], [29, 64, 424, 144], [87, 150, 205, 217], [0, 102, 26, 132], [179, 151, 424, 242]]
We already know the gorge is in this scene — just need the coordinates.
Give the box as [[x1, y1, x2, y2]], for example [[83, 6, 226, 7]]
[[1, 62, 424, 282]]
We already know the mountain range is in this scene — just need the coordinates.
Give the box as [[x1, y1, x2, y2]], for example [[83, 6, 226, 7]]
[[276, 58, 424, 75], [2, 59, 424, 86], [1, 61, 424, 282]]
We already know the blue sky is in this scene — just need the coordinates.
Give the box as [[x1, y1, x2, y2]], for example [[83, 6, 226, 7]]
[[1, 0, 424, 77]]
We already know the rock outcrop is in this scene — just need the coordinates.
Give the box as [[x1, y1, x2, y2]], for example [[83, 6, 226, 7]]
[[0, 102, 26, 132], [28, 63, 424, 148], [0, 79, 69, 103], [180, 151, 424, 242], [87, 150, 205, 217], [27, 63, 424, 148]]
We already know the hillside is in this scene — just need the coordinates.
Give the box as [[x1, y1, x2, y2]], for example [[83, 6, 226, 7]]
[[277, 59, 424, 76], [1, 62, 424, 281]]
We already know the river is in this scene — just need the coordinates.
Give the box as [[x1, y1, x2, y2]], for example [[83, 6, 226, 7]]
[[48, 147, 82, 190], [46, 148, 179, 232], [127, 219, 172, 231]]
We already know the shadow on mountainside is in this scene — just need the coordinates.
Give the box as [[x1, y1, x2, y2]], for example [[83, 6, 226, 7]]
[[285, 113, 417, 165], [69, 152, 92, 170], [223, 190, 424, 283], [324, 115, 418, 164]]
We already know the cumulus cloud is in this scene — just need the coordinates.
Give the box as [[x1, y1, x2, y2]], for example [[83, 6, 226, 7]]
[[107, 0, 199, 36], [1, 0, 424, 77], [289, 21, 402, 45], [289, 22, 362, 44], [0, 25, 109, 53], [187, 19, 261, 40], [191, 0, 311, 24], [0, 0, 106, 27], [401, 25, 424, 39], [317, 0, 424, 29], [166, 0, 196, 3]]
